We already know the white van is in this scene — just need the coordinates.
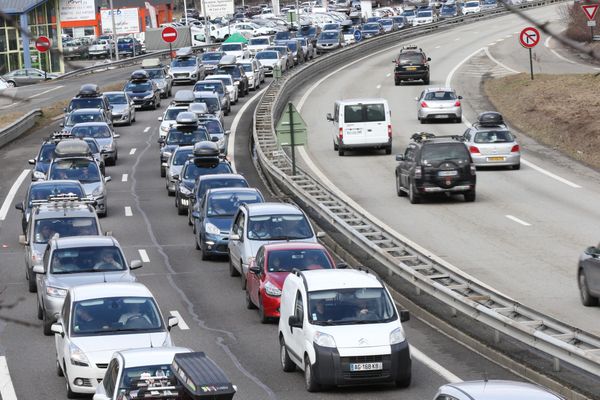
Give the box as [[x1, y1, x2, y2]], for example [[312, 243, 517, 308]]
[[278, 269, 411, 392], [326, 98, 392, 156]]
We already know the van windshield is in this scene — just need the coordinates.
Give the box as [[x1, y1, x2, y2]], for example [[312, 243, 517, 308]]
[[343, 103, 386, 123], [308, 288, 397, 325]]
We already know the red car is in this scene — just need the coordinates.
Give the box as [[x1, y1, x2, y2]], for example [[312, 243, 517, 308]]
[[245, 242, 336, 323]]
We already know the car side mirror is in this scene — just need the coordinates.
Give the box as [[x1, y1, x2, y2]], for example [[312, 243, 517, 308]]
[[585, 246, 598, 257], [336, 262, 348, 269], [63, 107, 67, 112], [230, 233, 240, 241], [225, 130, 231, 135], [158, 116, 163, 121], [15, 203, 23, 211], [288, 315, 303, 328], [167, 316, 179, 331], [130, 259, 143, 270], [113, 133, 120, 139], [172, 174, 180, 181], [427, 57, 431, 61], [105, 231, 113, 236], [161, 162, 168, 167], [105, 176, 112, 182], [33, 264, 45, 274], [158, 138, 165, 144], [458, 95, 463, 99], [326, 113, 333, 121], [59, 123, 64, 127], [316, 231, 325, 238], [395, 154, 405, 161], [28, 159, 36, 165], [249, 266, 261, 275], [18, 235, 27, 245], [399, 309, 410, 323], [109, 105, 114, 109], [211, 136, 219, 142], [51, 322, 64, 337]]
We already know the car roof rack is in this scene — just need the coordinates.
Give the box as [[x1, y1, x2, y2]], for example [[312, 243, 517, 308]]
[[175, 46, 194, 58], [410, 132, 462, 143], [141, 58, 165, 69], [32, 194, 96, 212], [400, 44, 421, 52], [54, 139, 93, 158], [76, 84, 101, 98], [130, 70, 150, 81], [48, 131, 73, 142]]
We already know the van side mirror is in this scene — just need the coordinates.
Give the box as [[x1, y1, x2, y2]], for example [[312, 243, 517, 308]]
[[395, 154, 404, 161], [33, 264, 45, 274], [249, 266, 261, 275], [229, 233, 240, 241], [51, 323, 64, 337], [18, 235, 27, 245], [326, 113, 333, 121], [130, 260, 143, 270], [399, 310, 410, 323], [288, 315, 303, 328], [15, 203, 23, 211], [167, 316, 179, 331]]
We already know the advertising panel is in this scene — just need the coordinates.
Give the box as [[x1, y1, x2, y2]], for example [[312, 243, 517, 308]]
[[60, 0, 96, 22], [100, 8, 140, 35], [203, 0, 235, 19]]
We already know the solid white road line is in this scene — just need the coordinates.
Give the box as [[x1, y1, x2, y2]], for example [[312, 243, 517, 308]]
[[505, 215, 531, 226], [227, 87, 268, 172], [483, 47, 520, 74], [544, 36, 576, 64], [410, 346, 462, 383], [170, 310, 190, 330], [444, 47, 485, 88], [521, 159, 582, 188], [122, 173, 128, 182], [138, 249, 150, 263], [129, 148, 137, 155], [124, 206, 133, 216], [27, 85, 63, 99], [0, 169, 30, 221], [0, 356, 17, 400], [143, 127, 150, 133]]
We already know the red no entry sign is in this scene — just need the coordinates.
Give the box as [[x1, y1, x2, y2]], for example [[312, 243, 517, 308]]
[[519, 27, 540, 49], [35, 36, 51, 52], [162, 27, 178, 43]]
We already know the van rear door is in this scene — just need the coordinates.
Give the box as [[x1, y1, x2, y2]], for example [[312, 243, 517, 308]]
[[342, 102, 389, 146]]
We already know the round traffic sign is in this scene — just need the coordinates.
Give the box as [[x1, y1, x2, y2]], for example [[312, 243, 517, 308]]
[[354, 30, 362, 42], [35, 36, 51, 52], [162, 27, 178, 43], [519, 27, 540, 49]]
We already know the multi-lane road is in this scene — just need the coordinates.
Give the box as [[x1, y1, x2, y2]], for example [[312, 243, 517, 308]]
[[0, 3, 597, 399]]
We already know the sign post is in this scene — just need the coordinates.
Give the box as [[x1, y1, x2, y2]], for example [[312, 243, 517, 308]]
[[519, 27, 540, 81], [275, 102, 308, 176], [35, 36, 51, 79], [162, 26, 178, 61], [581, 4, 599, 41]]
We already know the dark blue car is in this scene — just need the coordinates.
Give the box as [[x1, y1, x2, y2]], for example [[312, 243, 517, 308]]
[[361, 22, 384, 38], [175, 158, 233, 215]]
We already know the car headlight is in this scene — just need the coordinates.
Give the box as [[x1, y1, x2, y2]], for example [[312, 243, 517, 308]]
[[205, 222, 221, 235], [69, 343, 90, 367], [144, 94, 154, 99], [92, 187, 103, 197], [390, 327, 406, 345], [314, 331, 336, 348], [264, 281, 282, 297], [46, 286, 67, 298], [160, 125, 169, 133], [179, 185, 191, 196], [33, 170, 46, 179], [102, 144, 113, 151]]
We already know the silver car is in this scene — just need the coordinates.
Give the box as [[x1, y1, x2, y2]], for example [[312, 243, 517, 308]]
[[70, 122, 120, 166], [434, 380, 564, 400], [170, 50, 205, 84], [105, 91, 136, 126], [416, 88, 463, 123], [60, 108, 113, 134], [462, 123, 521, 169], [165, 145, 193, 196], [35, 235, 141, 335], [577, 243, 600, 306]]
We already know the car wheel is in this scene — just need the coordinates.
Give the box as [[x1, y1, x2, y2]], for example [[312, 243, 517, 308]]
[[177, 202, 186, 215], [423, 76, 430, 85], [7, 81, 15, 87], [43, 310, 53, 336], [394, 80, 400, 86], [338, 146, 344, 156], [66, 375, 78, 399], [396, 174, 407, 197], [126, 113, 132, 126], [37, 298, 43, 320], [245, 289, 257, 309], [201, 244, 209, 261], [395, 371, 411, 388], [512, 163, 521, 170], [258, 297, 269, 323], [187, 210, 193, 226], [241, 271, 247, 290], [167, 188, 175, 197], [464, 190, 476, 202], [333, 141, 338, 151], [229, 257, 240, 277], [56, 360, 64, 377], [160, 166, 166, 178], [280, 338, 296, 372], [304, 356, 320, 392], [195, 232, 201, 250], [385, 145, 392, 155], [28, 270, 37, 293], [579, 270, 599, 306], [455, 116, 462, 123], [409, 181, 421, 204]]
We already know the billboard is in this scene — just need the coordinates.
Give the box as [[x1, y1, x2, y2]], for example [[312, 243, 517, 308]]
[[202, 0, 235, 19], [100, 8, 140, 35], [60, 0, 96, 22]]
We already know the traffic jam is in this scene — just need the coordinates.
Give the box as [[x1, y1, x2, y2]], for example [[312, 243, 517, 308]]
[[0, 0, 597, 399]]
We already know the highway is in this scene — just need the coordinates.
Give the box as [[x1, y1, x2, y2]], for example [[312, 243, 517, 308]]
[[0, 4, 596, 399]]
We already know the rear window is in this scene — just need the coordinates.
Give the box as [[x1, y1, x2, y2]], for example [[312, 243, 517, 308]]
[[424, 91, 456, 101], [421, 143, 469, 162], [343, 103, 386, 123], [474, 131, 514, 143]]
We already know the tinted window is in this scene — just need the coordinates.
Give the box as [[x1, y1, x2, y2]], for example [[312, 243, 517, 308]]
[[34, 218, 99, 244], [29, 184, 84, 204], [105, 93, 127, 104], [171, 58, 197, 67], [197, 179, 249, 199], [66, 112, 104, 125], [194, 97, 220, 113], [202, 52, 224, 61], [207, 76, 233, 86], [247, 214, 313, 240], [241, 64, 253, 72], [217, 66, 241, 78], [71, 125, 111, 139], [38, 144, 56, 162], [193, 82, 223, 94], [266, 249, 333, 272], [363, 23, 380, 30], [165, 128, 209, 145], [308, 288, 396, 325], [421, 143, 469, 162], [125, 82, 152, 92], [424, 91, 456, 101], [50, 245, 126, 273], [256, 51, 278, 60], [250, 38, 269, 45], [221, 44, 242, 51], [183, 162, 232, 180], [145, 69, 165, 79], [319, 31, 339, 40], [398, 52, 424, 64], [344, 103, 386, 123], [473, 131, 514, 143], [164, 108, 186, 120], [206, 191, 261, 217], [49, 160, 101, 182], [173, 149, 193, 165], [200, 119, 223, 135], [68, 98, 103, 112], [417, 11, 432, 17]]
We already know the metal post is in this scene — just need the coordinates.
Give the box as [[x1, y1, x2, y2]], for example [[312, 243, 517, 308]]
[[203, 0, 210, 45], [289, 102, 296, 176], [528, 48, 533, 80], [169, 43, 173, 61], [109, 0, 120, 61], [183, 0, 188, 25], [591, 25, 595, 41]]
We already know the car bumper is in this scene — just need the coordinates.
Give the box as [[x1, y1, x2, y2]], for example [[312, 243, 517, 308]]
[[420, 107, 461, 119], [417, 181, 475, 193], [311, 341, 411, 387], [111, 113, 130, 124], [339, 138, 391, 150], [201, 234, 230, 256], [395, 71, 428, 81], [172, 75, 196, 83], [316, 44, 340, 52], [66, 362, 105, 394], [93, 195, 107, 213], [472, 153, 520, 167], [260, 291, 281, 318], [43, 294, 66, 322], [131, 98, 156, 108]]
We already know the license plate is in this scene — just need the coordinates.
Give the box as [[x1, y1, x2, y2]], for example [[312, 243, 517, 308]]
[[434, 114, 448, 118], [405, 67, 417, 71], [438, 170, 458, 177], [345, 128, 362, 135], [350, 362, 383, 371], [487, 156, 506, 161], [134, 104, 142, 109]]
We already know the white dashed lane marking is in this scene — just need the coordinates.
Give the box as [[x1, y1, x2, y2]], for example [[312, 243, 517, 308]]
[[506, 215, 531, 227], [143, 127, 150, 133], [138, 249, 150, 262], [130, 148, 137, 155], [125, 206, 133, 217], [122, 174, 128, 182]]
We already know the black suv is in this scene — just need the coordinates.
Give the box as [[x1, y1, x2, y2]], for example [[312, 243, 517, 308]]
[[395, 133, 476, 203], [65, 84, 112, 123], [393, 45, 430, 85], [215, 65, 249, 97]]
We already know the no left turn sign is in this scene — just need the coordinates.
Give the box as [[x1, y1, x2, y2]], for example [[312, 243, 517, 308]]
[[519, 27, 540, 49]]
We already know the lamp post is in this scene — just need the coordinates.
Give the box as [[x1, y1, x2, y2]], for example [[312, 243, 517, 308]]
[[109, 0, 119, 61]]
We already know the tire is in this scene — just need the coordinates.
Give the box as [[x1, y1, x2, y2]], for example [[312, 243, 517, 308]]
[[464, 190, 476, 202], [195, 235, 201, 250], [385, 145, 392, 155], [304, 356, 320, 392], [28, 270, 37, 293], [456, 116, 462, 123], [160, 166, 166, 178], [579, 270, 599, 306], [396, 174, 407, 197], [333, 141, 338, 151], [241, 272, 247, 290], [37, 299, 43, 320], [395, 372, 411, 388], [409, 182, 421, 204], [258, 297, 269, 323], [280, 338, 296, 372], [187, 210, 193, 226], [43, 309, 53, 336], [245, 289, 257, 309], [167, 188, 175, 197], [394, 80, 400, 86], [338, 147, 345, 156], [420, 118, 426, 124], [7, 80, 16, 87], [126, 114, 132, 126], [423, 76, 430, 84], [512, 163, 521, 170], [56, 360, 64, 377], [66, 376, 78, 399], [229, 257, 240, 277], [177, 201, 186, 215], [201, 246, 209, 261]]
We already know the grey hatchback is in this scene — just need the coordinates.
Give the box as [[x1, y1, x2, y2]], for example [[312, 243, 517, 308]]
[[434, 380, 564, 400]]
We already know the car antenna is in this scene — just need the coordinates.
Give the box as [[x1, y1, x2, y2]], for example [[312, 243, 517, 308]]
[[482, 370, 488, 383], [103, 272, 107, 283], [149, 333, 155, 348]]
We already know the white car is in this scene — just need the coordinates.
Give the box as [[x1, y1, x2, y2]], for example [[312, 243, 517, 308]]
[[462, 1, 482, 14], [413, 9, 437, 25], [278, 269, 412, 392], [238, 59, 263, 90], [158, 105, 189, 139], [247, 36, 272, 55], [255, 50, 286, 76], [206, 74, 239, 105], [0, 77, 9, 91], [93, 347, 191, 400], [220, 42, 251, 60], [52, 282, 179, 397]]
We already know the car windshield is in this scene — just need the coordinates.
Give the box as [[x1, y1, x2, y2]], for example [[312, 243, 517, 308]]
[[68, 98, 103, 112], [466, 1, 479, 6], [34, 218, 99, 244], [424, 91, 456, 101], [421, 143, 469, 162], [164, 108, 186, 120], [417, 11, 432, 17], [442, 6, 456, 12], [172, 58, 196, 67], [287, 42, 297, 51], [118, 364, 174, 394], [71, 297, 162, 336], [125, 82, 152, 92], [275, 32, 291, 40], [50, 245, 126, 274], [308, 287, 396, 325], [208, 76, 233, 86], [474, 130, 514, 143], [218, 66, 241, 78], [380, 20, 393, 25], [247, 214, 313, 240], [363, 23, 379, 30], [165, 128, 209, 145], [202, 52, 223, 61], [67, 112, 104, 125], [71, 125, 112, 139], [38, 144, 56, 162], [323, 24, 338, 30], [197, 179, 249, 199], [106, 93, 127, 104], [49, 160, 101, 183], [200, 119, 223, 135], [29, 184, 84, 205], [194, 97, 220, 113], [256, 51, 277, 60], [250, 38, 269, 45], [221, 44, 242, 51], [240, 64, 253, 72], [84, 139, 100, 154], [119, 38, 133, 43], [206, 191, 261, 217], [194, 82, 223, 94], [172, 149, 193, 166], [182, 162, 232, 180], [266, 249, 333, 272], [402, 10, 415, 16], [398, 52, 423, 64], [145, 69, 165, 79], [319, 31, 338, 40], [344, 103, 386, 123]]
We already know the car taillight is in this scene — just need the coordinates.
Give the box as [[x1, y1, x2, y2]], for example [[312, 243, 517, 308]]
[[387, 124, 392, 138], [511, 144, 520, 152], [454, 100, 461, 106], [469, 146, 480, 154], [420, 101, 428, 108], [339, 127, 343, 141], [414, 166, 422, 179]]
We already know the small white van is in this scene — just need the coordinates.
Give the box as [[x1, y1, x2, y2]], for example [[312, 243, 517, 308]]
[[326, 98, 392, 156], [278, 269, 411, 392]]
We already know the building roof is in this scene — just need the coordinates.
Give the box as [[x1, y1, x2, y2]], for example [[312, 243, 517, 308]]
[[3, 0, 48, 14]]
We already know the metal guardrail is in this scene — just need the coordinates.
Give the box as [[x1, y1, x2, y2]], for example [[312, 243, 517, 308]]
[[0, 108, 42, 148], [253, 0, 600, 383]]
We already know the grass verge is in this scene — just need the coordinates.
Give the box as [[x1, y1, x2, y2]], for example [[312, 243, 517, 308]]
[[484, 73, 600, 169]]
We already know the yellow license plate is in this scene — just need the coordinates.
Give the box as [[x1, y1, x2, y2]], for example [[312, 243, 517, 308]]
[[405, 67, 417, 70], [488, 156, 505, 161]]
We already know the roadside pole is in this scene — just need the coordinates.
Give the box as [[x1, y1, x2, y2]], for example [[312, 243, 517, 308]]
[[519, 27, 539, 81], [528, 48, 533, 80], [289, 102, 296, 176], [109, 0, 120, 61]]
